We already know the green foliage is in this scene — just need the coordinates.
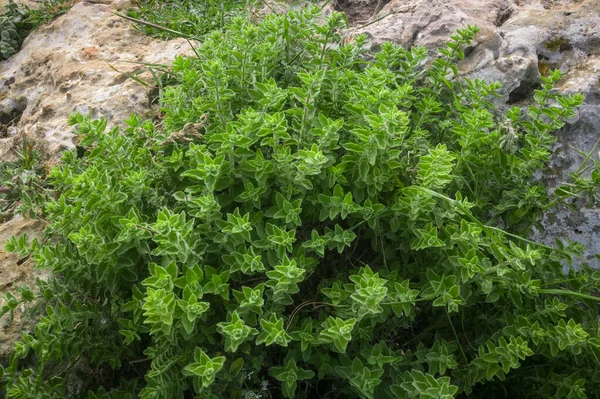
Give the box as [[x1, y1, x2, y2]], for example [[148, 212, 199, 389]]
[[2, 5, 600, 399], [0, 1, 29, 60], [269, 355, 314, 398], [0, 137, 49, 220], [182, 347, 226, 390], [126, 0, 252, 40], [26, 0, 75, 27]]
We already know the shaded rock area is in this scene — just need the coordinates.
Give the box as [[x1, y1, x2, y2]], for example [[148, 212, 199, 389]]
[[0, 0, 191, 162], [335, 0, 600, 264]]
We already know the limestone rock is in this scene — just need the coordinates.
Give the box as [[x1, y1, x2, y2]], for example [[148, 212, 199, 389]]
[[0, 0, 40, 9], [0, 0, 191, 162], [345, 0, 513, 48]]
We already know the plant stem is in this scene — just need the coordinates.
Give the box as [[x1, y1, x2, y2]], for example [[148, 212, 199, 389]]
[[446, 309, 468, 364], [538, 288, 600, 302]]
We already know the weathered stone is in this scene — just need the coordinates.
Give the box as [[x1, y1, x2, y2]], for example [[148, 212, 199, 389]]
[[349, 0, 512, 48], [0, 0, 40, 9], [0, 0, 192, 162]]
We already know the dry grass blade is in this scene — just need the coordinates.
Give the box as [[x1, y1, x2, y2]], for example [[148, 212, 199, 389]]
[[113, 11, 195, 39]]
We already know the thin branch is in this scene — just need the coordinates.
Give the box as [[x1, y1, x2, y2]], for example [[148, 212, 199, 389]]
[[539, 288, 600, 303]]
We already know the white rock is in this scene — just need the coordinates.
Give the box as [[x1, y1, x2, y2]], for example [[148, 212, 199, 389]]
[[0, 0, 193, 162]]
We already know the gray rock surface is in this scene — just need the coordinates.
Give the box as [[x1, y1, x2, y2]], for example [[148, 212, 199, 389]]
[[0, 0, 40, 9]]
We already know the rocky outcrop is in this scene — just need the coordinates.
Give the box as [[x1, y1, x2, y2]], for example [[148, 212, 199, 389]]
[[345, 0, 599, 102], [0, 0, 191, 162], [0, 0, 40, 9]]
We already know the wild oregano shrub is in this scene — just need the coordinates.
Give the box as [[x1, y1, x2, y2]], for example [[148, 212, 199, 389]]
[[2, 5, 600, 399]]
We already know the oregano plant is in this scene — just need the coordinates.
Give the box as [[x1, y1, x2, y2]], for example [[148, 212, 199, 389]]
[[2, 5, 600, 399]]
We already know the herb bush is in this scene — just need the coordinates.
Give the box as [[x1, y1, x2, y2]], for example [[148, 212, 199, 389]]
[[2, 5, 600, 399], [25, 0, 76, 27]]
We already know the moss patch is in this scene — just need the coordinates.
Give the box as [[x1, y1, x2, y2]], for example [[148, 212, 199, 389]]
[[544, 37, 572, 52]]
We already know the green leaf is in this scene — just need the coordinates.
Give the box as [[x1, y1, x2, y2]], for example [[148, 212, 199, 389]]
[[269, 356, 315, 398], [256, 314, 292, 347], [319, 317, 357, 353], [229, 358, 244, 379], [183, 347, 226, 389], [216, 311, 258, 353]]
